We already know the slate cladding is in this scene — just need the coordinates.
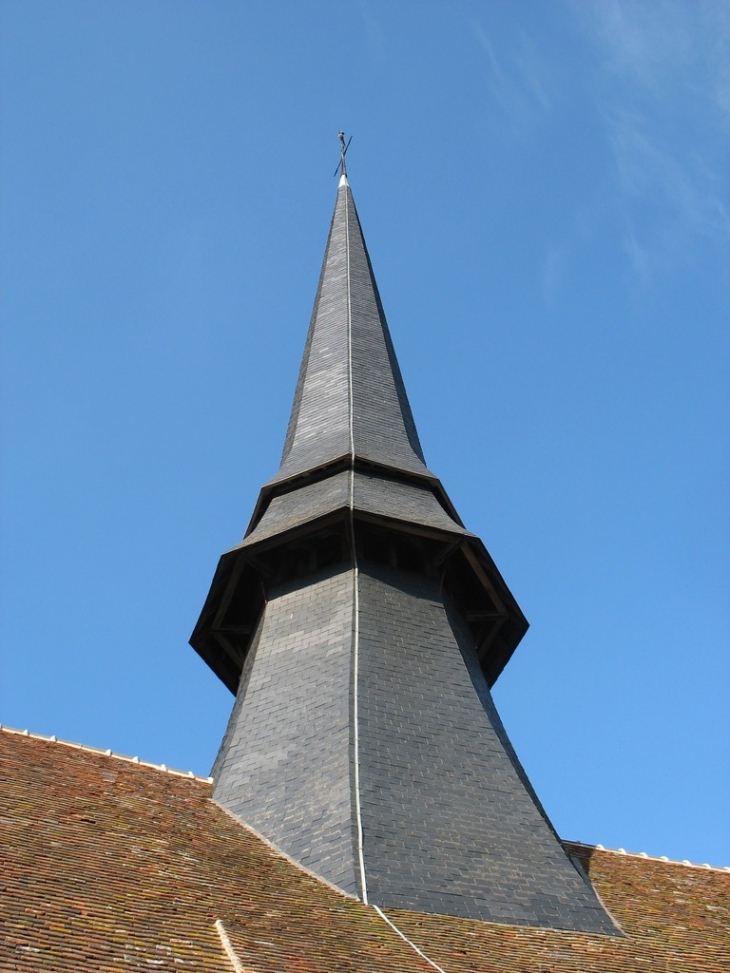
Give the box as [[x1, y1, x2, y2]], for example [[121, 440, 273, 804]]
[[240, 470, 467, 548], [4, 729, 729, 973], [213, 566, 359, 897], [213, 560, 616, 933], [197, 174, 610, 931], [356, 564, 614, 932], [272, 178, 429, 484]]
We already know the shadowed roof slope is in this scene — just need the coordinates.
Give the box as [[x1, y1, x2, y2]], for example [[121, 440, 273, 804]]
[[3, 728, 728, 973]]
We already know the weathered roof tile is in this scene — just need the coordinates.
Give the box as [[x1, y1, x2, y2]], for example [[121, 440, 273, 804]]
[[2, 728, 728, 972]]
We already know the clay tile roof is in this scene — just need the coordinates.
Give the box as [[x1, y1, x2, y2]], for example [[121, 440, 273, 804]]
[[2, 727, 729, 972]]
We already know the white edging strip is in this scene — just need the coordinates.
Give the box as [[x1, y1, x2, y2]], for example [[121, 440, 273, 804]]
[[343, 188, 368, 904], [373, 905, 449, 973], [214, 919, 247, 973], [351, 539, 368, 903]]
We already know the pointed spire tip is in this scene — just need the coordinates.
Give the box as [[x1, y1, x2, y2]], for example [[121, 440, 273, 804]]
[[338, 172, 349, 188]]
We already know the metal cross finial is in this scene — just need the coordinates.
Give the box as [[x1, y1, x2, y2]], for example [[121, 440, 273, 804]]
[[334, 131, 352, 178]]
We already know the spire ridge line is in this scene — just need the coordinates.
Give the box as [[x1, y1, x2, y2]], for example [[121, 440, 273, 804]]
[[345, 178, 355, 464]]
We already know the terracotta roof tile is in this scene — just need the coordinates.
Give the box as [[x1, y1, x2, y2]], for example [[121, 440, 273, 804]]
[[2, 728, 728, 972]]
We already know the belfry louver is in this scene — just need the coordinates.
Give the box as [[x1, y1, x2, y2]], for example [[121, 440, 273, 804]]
[[190, 173, 618, 934]]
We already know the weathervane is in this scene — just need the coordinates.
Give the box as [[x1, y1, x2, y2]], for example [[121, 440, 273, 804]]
[[334, 131, 352, 178]]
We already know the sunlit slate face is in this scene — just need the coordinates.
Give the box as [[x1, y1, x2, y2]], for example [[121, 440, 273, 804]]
[[207, 178, 614, 934], [274, 179, 428, 484]]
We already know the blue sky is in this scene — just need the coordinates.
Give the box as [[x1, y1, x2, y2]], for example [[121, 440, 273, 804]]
[[2, 1, 728, 869]]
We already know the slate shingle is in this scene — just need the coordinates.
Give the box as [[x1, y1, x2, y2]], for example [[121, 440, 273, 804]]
[[271, 178, 429, 485], [212, 562, 615, 933]]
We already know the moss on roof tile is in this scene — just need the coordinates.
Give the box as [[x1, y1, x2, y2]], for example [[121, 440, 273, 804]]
[[2, 729, 728, 973]]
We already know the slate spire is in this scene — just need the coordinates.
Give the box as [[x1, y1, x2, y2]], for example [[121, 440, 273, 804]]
[[191, 173, 617, 935], [273, 173, 429, 486]]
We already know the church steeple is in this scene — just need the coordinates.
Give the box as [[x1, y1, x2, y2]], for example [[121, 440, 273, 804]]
[[192, 174, 527, 695], [190, 169, 617, 935], [272, 173, 429, 486]]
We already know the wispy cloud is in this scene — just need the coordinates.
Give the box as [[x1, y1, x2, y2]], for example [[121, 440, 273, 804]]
[[608, 106, 728, 239], [575, 0, 695, 95], [542, 247, 565, 309], [470, 21, 553, 138], [621, 223, 651, 282], [568, 0, 730, 278]]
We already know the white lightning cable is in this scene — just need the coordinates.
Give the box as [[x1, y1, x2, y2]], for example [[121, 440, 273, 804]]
[[214, 919, 248, 973], [344, 184, 369, 905], [351, 522, 367, 903], [341, 182, 443, 969], [373, 905, 450, 973]]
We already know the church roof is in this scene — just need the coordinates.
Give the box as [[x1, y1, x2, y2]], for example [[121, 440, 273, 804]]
[[2, 727, 728, 973], [8, 157, 722, 968]]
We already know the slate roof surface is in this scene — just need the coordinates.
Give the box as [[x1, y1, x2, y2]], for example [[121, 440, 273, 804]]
[[209, 560, 612, 932], [270, 175, 430, 486], [2, 727, 728, 973], [191, 175, 528, 700], [240, 470, 467, 548]]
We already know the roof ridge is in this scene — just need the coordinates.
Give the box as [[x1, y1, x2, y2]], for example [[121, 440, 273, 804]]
[[566, 839, 730, 873], [7, 727, 725, 874], [0, 723, 213, 784]]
